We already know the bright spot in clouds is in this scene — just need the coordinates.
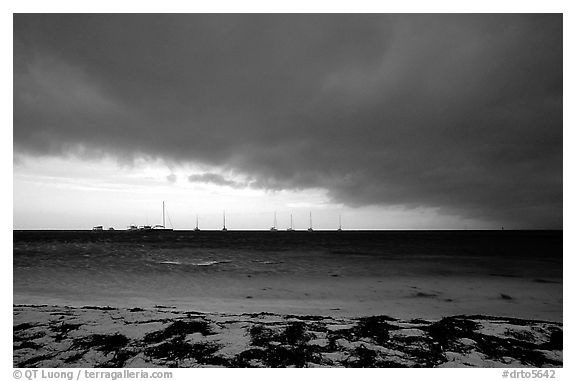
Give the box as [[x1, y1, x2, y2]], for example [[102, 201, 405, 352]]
[[13, 155, 485, 230]]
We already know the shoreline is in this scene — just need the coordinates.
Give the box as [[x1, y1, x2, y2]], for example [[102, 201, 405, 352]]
[[13, 304, 563, 368], [14, 271, 563, 322]]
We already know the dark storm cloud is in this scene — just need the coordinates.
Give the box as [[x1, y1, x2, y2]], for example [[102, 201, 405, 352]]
[[13, 14, 562, 227], [188, 173, 246, 188]]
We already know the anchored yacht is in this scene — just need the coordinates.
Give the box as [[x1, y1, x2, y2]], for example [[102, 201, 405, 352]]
[[222, 211, 228, 232], [308, 212, 314, 232], [287, 214, 295, 232], [270, 212, 278, 232], [152, 201, 173, 231]]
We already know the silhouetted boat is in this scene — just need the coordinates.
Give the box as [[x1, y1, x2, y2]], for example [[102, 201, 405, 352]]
[[152, 201, 173, 231], [128, 202, 172, 231], [270, 212, 278, 232], [194, 215, 200, 232], [222, 211, 228, 232], [287, 214, 295, 232], [308, 212, 314, 232], [92, 225, 103, 231], [337, 214, 342, 232]]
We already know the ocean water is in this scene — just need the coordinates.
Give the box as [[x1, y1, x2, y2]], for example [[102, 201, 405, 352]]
[[13, 230, 562, 321]]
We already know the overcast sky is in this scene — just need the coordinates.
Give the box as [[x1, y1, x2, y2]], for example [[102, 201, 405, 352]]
[[13, 14, 562, 229]]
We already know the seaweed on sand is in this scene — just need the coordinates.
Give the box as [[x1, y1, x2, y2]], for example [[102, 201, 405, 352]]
[[231, 348, 267, 367], [385, 331, 446, 367], [264, 344, 322, 367], [97, 349, 139, 368], [241, 312, 277, 318], [427, 316, 562, 367], [143, 320, 214, 343], [427, 316, 479, 351], [72, 333, 129, 353], [16, 354, 53, 368], [472, 332, 560, 366], [144, 338, 221, 365], [248, 325, 276, 347], [245, 322, 322, 367], [63, 350, 89, 364], [51, 321, 83, 342], [250, 321, 311, 347], [284, 314, 325, 321], [81, 306, 117, 311], [232, 344, 321, 368], [281, 322, 310, 345], [14, 323, 37, 332], [71, 333, 133, 367], [64, 347, 134, 368], [344, 344, 377, 367], [355, 316, 397, 345], [13, 322, 46, 342], [14, 341, 42, 350], [546, 329, 563, 350]]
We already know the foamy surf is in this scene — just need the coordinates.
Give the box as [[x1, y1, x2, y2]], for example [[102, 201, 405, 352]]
[[157, 260, 231, 266], [252, 260, 283, 265]]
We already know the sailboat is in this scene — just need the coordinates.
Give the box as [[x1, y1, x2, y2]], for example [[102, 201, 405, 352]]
[[308, 211, 314, 232], [222, 211, 228, 232], [194, 215, 200, 231], [152, 201, 173, 231], [270, 212, 278, 232], [337, 214, 342, 232], [287, 214, 295, 232]]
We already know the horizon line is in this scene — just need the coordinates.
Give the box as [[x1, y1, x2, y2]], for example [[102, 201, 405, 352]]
[[12, 228, 563, 232]]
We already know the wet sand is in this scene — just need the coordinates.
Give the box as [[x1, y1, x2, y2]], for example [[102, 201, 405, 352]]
[[14, 272, 563, 322]]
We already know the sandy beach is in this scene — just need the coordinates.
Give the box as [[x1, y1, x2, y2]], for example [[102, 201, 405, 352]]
[[14, 304, 562, 368]]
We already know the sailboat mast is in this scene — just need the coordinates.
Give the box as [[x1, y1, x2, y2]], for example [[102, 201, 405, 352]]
[[309, 211, 312, 229], [162, 201, 165, 228], [291, 214, 293, 229], [274, 212, 277, 228], [223, 210, 226, 229], [196, 215, 199, 229]]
